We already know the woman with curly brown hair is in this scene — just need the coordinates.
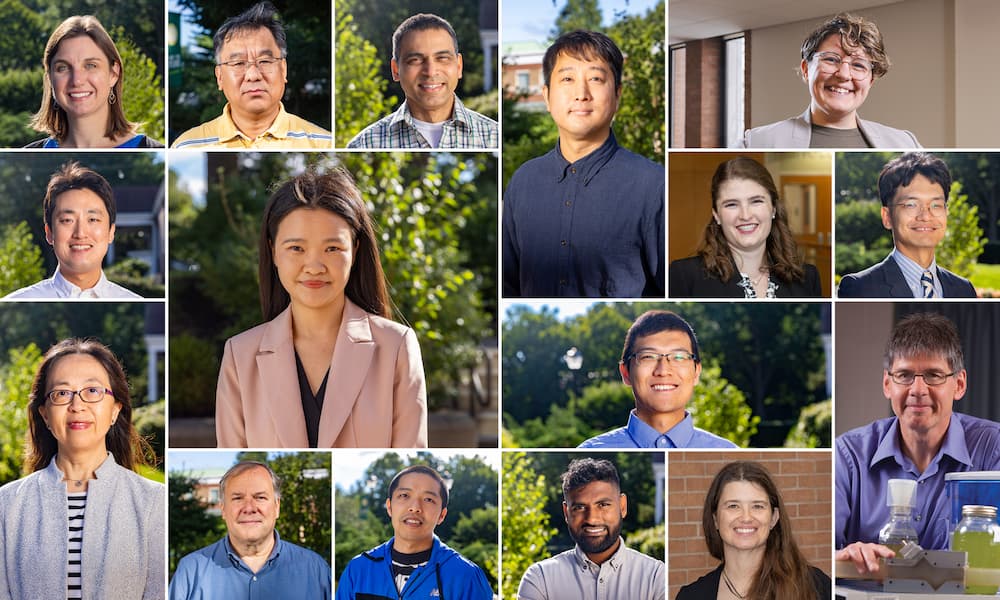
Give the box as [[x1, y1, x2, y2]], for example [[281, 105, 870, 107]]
[[677, 461, 831, 600], [669, 157, 821, 298]]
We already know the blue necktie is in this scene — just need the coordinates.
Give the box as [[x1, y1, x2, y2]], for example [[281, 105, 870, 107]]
[[921, 270, 935, 298]]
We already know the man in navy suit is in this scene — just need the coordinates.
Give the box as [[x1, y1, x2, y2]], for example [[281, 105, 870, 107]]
[[839, 152, 976, 298]]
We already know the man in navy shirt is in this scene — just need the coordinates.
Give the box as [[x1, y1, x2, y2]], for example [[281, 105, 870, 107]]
[[169, 461, 331, 599], [580, 310, 736, 448], [502, 31, 664, 298]]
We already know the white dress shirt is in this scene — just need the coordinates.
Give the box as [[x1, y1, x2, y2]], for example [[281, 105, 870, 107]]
[[3, 268, 140, 299]]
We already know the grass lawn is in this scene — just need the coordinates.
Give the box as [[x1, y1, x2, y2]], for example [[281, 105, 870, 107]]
[[971, 263, 1000, 296]]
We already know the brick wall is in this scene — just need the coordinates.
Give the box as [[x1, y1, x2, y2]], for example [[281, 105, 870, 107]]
[[667, 450, 832, 599]]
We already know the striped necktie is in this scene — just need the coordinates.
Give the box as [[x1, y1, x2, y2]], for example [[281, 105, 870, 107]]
[[921, 270, 935, 298]]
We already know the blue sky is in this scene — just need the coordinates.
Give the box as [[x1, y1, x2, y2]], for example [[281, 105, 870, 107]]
[[502, 0, 661, 43]]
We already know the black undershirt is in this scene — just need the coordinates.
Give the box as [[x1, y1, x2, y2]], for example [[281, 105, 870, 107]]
[[294, 351, 329, 448]]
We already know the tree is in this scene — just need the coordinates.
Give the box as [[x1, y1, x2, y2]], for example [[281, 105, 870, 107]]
[[608, 1, 665, 164], [268, 452, 332, 562], [688, 361, 759, 448], [501, 453, 556, 599], [116, 30, 165, 143], [0, 221, 45, 296], [553, 0, 603, 36], [0, 343, 42, 484], [334, 0, 391, 146], [937, 182, 986, 279], [167, 473, 225, 575]]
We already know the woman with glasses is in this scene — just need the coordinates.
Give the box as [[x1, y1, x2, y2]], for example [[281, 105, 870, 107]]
[[26, 15, 163, 148], [677, 461, 831, 600], [670, 157, 822, 298], [0, 338, 164, 599], [735, 13, 920, 149], [215, 166, 427, 448]]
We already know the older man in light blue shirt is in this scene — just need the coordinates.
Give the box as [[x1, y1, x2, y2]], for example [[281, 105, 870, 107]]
[[579, 310, 737, 449]]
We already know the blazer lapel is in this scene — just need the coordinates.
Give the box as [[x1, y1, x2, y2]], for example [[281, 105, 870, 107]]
[[880, 255, 914, 298], [792, 108, 812, 147], [317, 299, 375, 446], [256, 307, 310, 447]]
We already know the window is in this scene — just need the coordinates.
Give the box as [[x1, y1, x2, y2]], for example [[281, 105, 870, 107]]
[[516, 71, 530, 93]]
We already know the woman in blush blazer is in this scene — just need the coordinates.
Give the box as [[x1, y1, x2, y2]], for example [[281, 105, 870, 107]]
[[215, 167, 427, 448]]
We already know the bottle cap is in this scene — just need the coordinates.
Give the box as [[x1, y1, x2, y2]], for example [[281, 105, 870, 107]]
[[887, 478, 917, 508], [961, 504, 998, 519]]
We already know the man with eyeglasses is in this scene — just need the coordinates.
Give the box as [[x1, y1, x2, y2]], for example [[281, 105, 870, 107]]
[[835, 313, 1000, 574], [347, 13, 498, 149], [171, 2, 331, 149], [839, 152, 976, 298], [736, 13, 920, 148], [579, 310, 736, 448]]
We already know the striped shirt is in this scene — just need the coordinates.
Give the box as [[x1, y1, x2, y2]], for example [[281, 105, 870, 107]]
[[347, 96, 498, 149], [67, 491, 87, 600], [172, 103, 332, 149], [891, 248, 944, 298]]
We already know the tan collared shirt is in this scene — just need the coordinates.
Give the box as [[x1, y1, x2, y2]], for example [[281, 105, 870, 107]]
[[172, 103, 331, 149]]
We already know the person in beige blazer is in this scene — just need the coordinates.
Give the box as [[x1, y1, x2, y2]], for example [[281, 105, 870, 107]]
[[215, 166, 428, 448]]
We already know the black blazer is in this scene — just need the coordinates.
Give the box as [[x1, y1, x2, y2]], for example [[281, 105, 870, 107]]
[[838, 254, 976, 298], [676, 564, 832, 600], [669, 255, 823, 298]]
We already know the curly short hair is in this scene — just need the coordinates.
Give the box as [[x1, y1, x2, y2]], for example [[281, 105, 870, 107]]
[[801, 13, 889, 78]]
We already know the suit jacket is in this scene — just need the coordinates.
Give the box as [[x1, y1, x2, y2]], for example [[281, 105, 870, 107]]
[[216, 299, 428, 448], [838, 254, 976, 298], [735, 107, 921, 148], [676, 564, 832, 600], [669, 255, 823, 298]]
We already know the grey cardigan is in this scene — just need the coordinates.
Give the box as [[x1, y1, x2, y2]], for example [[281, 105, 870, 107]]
[[735, 107, 922, 148], [0, 453, 165, 599]]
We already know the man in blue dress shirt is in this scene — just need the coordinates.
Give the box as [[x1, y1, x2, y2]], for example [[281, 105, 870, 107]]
[[580, 310, 736, 449], [835, 313, 1000, 574], [502, 30, 664, 298], [838, 152, 976, 298], [169, 461, 331, 599]]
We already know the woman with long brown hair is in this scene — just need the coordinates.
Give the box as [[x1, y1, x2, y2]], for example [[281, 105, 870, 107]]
[[215, 166, 427, 448], [0, 338, 164, 599], [677, 461, 831, 600], [27, 15, 162, 148], [669, 157, 821, 298]]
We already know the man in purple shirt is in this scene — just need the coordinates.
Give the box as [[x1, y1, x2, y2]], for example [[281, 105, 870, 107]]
[[835, 313, 1000, 573], [579, 310, 736, 449]]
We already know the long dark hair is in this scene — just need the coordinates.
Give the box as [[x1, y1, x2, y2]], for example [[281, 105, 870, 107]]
[[696, 157, 806, 284], [25, 338, 152, 474], [258, 166, 390, 321], [702, 461, 818, 600]]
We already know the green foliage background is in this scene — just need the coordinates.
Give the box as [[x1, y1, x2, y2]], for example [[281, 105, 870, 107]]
[[501, 451, 662, 600], [168, 451, 332, 576], [169, 0, 331, 144], [0, 0, 164, 146], [334, 452, 498, 591], [169, 152, 496, 419], [502, 302, 827, 448]]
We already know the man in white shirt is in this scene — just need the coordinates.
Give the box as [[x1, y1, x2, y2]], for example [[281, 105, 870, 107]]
[[5, 161, 140, 299]]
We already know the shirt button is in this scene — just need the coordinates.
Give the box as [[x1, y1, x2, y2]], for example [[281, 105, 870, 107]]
[[656, 437, 667, 447], [560, 240, 567, 246], [559, 279, 567, 286], [570, 167, 577, 174], [252, 576, 257, 581], [565, 200, 572, 206]]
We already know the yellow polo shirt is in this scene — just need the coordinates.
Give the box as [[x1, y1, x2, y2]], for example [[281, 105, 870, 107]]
[[171, 103, 331, 149]]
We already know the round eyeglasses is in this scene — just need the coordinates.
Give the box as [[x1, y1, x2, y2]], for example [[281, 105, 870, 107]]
[[887, 371, 956, 386], [45, 387, 114, 406], [813, 51, 873, 79]]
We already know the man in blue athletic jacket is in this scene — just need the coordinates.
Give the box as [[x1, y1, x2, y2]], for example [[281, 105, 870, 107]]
[[336, 465, 493, 599]]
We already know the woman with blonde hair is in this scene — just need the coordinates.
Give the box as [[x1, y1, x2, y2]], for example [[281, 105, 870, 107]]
[[27, 15, 162, 148]]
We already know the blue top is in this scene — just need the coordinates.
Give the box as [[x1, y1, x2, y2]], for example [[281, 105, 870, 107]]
[[835, 413, 1000, 550], [169, 532, 331, 600], [502, 132, 664, 298], [38, 134, 156, 148], [579, 410, 737, 449], [337, 535, 492, 600], [891, 248, 943, 298]]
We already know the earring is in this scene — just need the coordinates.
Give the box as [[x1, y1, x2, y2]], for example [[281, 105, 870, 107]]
[[108, 90, 117, 105]]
